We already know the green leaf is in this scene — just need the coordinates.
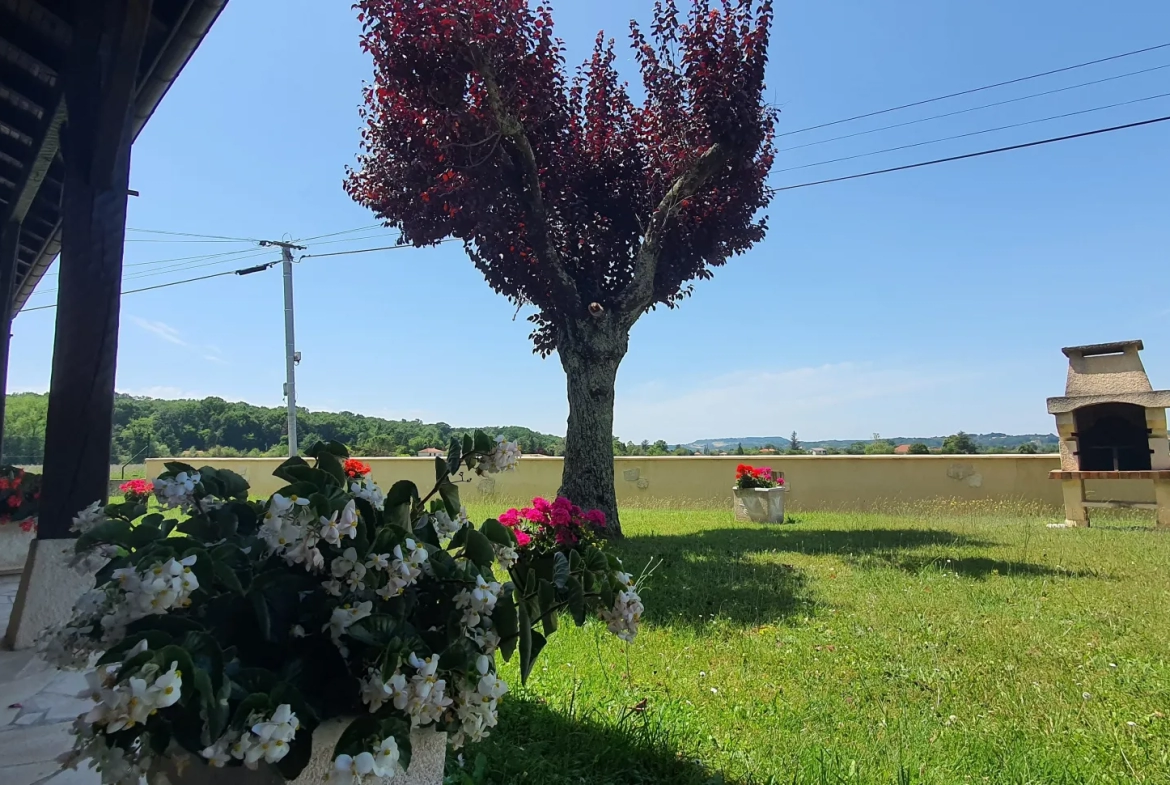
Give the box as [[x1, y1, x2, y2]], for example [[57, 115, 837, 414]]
[[434, 455, 449, 482], [569, 549, 584, 574], [447, 525, 469, 551], [538, 579, 558, 637], [447, 437, 463, 478], [583, 546, 608, 574], [272, 456, 311, 484], [464, 529, 495, 568], [566, 576, 587, 626], [473, 430, 493, 455], [316, 449, 347, 485], [517, 598, 532, 683], [492, 587, 518, 660], [96, 631, 175, 665], [231, 693, 272, 730], [332, 716, 381, 759], [553, 551, 570, 589], [306, 440, 349, 459], [345, 615, 400, 647], [211, 558, 243, 594], [164, 461, 198, 476], [480, 519, 513, 548], [75, 519, 134, 552], [525, 629, 547, 683], [385, 480, 420, 508], [462, 433, 474, 459], [249, 591, 272, 641], [438, 480, 461, 517]]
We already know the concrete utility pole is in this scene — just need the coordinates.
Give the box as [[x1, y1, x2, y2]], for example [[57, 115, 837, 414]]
[[260, 240, 306, 456]]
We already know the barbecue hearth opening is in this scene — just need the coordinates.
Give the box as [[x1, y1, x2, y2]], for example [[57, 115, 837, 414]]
[[1074, 402, 1152, 472]]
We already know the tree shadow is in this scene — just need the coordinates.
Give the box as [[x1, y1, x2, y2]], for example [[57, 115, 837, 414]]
[[607, 526, 1101, 630], [455, 698, 739, 785]]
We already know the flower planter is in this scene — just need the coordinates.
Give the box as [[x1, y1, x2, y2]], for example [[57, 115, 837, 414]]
[[732, 486, 787, 523], [0, 520, 35, 574], [149, 724, 446, 785]]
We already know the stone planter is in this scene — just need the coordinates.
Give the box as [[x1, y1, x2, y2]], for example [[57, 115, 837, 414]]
[[732, 486, 787, 523], [0, 520, 35, 574], [150, 723, 446, 785]]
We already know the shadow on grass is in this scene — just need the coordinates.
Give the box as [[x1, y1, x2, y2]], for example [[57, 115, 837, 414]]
[[452, 698, 738, 785], [607, 526, 1101, 628]]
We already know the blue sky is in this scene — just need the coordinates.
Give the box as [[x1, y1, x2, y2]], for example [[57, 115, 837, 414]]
[[9, 0, 1170, 443]]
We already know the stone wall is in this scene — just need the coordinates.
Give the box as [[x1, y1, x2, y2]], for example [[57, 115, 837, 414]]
[[138, 454, 1158, 510]]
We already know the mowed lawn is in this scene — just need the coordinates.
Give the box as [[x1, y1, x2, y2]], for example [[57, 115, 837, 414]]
[[459, 503, 1170, 785]]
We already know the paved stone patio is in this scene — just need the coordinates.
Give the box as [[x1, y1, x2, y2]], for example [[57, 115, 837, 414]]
[[0, 574, 97, 785]]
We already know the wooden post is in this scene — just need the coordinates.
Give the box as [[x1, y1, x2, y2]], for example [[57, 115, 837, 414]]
[[35, 0, 152, 539], [0, 222, 16, 458]]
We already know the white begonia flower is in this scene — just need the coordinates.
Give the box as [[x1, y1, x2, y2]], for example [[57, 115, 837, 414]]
[[476, 436, 521, 475], [469, 626, 501, 655], [332, 547, 361, 577], [372, 735, 401, 777], [201, 734, 236, 767], [367, 552, 391, 571], [432, 508, 467, 539], [285, 536, 325, 572], [323, 578, 345, 597], [388, 671, 409, 711], [328, 751, 378, 785], [476, 654, 492, 676], [455, 574, 501, 628], [70, 501, 108, 535], [360, 668, 392, 712], [337, 499, 359, 539], [324, 601, 373, 642], [600, 587, 645, 643], [149, 661, 182, 708], [153, 471, 201, 510], [319, 512, 343, 546], [493, 544, 519, 570], [350, 478, 385, 508]]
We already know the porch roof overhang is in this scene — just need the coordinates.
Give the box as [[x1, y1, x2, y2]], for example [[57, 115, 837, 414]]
[[0, 0, 228, 313]]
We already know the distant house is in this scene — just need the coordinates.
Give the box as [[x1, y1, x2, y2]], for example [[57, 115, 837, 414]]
[[759, 447, 778, 454], [809, 447, 827, 456], [417, 447, 445, 458], [893, 444, 912, 455]]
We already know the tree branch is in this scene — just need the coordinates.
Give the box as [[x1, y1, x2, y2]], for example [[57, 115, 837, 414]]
[[472, 54, 581, 312], [617, 143, 730, 323]]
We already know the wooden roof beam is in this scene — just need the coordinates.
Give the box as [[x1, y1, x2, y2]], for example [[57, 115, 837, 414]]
[[0, 92, 61, 225]]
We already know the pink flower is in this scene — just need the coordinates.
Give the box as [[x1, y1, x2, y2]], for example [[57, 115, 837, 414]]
[[583, 509, 606, 528], [532, 497, 552, 514], [499, 509, 520, 527], [522, 507, 544, 523], [550, 506, 572, 527], [514, 530, 532, 547]]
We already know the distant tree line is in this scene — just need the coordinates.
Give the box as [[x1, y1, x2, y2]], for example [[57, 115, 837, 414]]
[[2, 393, 564, 464]]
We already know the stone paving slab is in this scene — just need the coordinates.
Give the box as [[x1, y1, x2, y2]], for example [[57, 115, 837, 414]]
[[0, 575, 99, 784]]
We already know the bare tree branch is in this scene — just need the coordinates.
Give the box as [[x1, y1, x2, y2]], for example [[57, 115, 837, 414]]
[[617, 143, 730, 323], [473, 54, 581, 312]]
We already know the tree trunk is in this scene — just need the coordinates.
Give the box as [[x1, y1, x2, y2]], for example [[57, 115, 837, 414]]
[[557, 317, 629, 536]]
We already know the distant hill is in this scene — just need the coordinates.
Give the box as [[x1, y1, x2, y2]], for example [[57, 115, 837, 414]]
[[678, 433, 1060, 452]]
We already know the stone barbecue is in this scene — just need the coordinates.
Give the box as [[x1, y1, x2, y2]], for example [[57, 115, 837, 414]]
[[1047, 340, 1170, 527]]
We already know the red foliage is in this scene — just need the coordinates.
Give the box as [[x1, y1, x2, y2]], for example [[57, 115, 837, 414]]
[[735, 463, 783, 489], [347, 0, 775, 354]]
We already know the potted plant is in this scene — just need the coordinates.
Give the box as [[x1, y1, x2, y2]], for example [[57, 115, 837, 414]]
[[45, 432, 645, 785], [732, 464, 787, 523], [0, 466, 40, 573], [119, 479, 153, 505]]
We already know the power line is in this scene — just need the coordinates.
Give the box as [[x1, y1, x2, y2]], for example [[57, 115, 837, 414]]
[[21, 262, 280, 313], [294, 224, 385, 242], [773, 90, 1170, 174], [776, 62, 1170, 153], [770, 114, 1170, 192], [299, 239, 459, 260], [125, 228, 261, 243], [777, 41, 1170, 137], [29, 250, 276, 297]]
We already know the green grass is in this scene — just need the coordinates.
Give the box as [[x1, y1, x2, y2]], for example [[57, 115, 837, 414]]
[[452, 503, 1170, 785]]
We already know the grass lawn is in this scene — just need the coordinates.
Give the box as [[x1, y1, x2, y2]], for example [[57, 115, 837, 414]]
[[457, 503, 1170, 785]]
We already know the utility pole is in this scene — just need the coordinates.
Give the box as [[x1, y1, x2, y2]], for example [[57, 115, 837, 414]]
[[260, 240, 305, 456]]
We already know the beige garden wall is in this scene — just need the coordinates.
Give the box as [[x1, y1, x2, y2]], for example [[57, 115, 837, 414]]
[[137, 454, 1164, 511]]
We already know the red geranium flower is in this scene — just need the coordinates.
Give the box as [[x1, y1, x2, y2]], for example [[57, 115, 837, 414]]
[[344, 458, 372, 479]]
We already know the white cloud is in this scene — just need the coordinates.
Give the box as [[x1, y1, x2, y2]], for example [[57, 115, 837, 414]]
[[129, 316, 229, 365], [615, 361, 975, 443], [130, 316, 187, 346]]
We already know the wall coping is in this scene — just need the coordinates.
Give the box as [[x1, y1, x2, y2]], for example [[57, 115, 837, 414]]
[[153, 454, 1060, 463]]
